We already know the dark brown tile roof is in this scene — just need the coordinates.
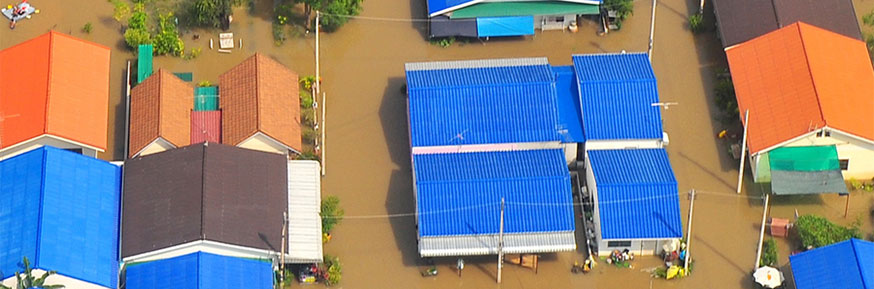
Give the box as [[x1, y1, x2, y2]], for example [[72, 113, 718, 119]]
[[713, 0, 861, 48], [129, 70, 193, 157], [190, 111, 221, 144], [122, 142, 288, 258], [219, 53, 302, 153]]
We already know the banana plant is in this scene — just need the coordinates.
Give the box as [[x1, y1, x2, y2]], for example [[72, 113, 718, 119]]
[[0, 257, 64, 289]]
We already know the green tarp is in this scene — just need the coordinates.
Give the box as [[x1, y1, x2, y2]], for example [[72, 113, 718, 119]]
[[769, 145, 840, 171], [767, 145, 847, 195], [755, 152, 771, 183], [174, 72, 193, 82], [194, 86, 218, 111], [137, 44, 153, 84], [450, 2, 600, 19]]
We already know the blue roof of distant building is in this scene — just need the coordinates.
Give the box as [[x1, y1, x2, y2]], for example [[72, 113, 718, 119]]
[[414, 149, 575, 237], [790, 238, 874, 289], [406, 58, 564, 147], [553, 65, 585, 142], [573, 53, 663, 141], [0, 147, 121, 288], [588, 149, 682, 240], [125, 252, 274, 289]]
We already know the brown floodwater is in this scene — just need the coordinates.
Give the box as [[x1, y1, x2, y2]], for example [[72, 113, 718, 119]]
[[3, 0, 873, 288]]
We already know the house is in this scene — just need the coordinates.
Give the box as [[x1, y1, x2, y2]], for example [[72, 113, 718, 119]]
[[427, 0, 601, 38], [584, 148, 683, 256], [412, 149, 576, 257], [129, 69, 194, 158], [0, 147, 121, 289], [405, 57, 583, 163], [726, 22, 874, 182], [220, 53, 302, 155], [121, 142, 287, 263], [712, 0, 862, 48], [789, 238, 874, 289], [287, 160, 324, 264], [573, 52, 666, 151], [0, 31, 110, 160], [124, 252, 273, 289]]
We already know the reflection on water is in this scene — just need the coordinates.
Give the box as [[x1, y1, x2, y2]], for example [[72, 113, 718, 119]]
[[2, 0, 872, 288]]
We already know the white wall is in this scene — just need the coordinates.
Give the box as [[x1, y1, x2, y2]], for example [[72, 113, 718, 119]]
[[596, 239, 676, 256], [3, 269, 109, 289], [584, 138, 664, 151], [135, 137, 175, 158], [122, 240, 279, 264], [0, 135, 98, 161], [238, 133, 290, 156]]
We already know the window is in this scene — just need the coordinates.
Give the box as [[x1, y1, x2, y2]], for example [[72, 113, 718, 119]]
[[607, 241, 632, 247], [840, 159, 849, 170], [816, 131, 823, 137], [825, 131, 831, 137]]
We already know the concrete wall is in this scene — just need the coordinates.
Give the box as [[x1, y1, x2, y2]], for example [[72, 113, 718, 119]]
[[0, 135, 98, 161], [3, 269, 108, 289], [238, 133, 290, 156], [596, 239, 676, 256], [534, 14, 577, 30]]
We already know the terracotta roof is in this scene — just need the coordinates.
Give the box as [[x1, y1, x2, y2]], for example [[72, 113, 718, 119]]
[[726, 22, 874, 154], [219, 53, 302, 153], [0, 31, 110, 151], [129, 69, 193, 157], [191, 110, 221, 144], [122, 143, 288, 258]]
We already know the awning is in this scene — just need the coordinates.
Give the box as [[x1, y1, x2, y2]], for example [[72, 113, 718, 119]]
[[768, 146, 848, 195], [419, 232, 576, 257], [287, 160, 323, 263], [429, 15, 478, 38], [451, 2, 600, 19], [476, 16, 535, 37]]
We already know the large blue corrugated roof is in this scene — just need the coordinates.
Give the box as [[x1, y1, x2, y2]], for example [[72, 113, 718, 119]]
[[0, 147, 120, 288], [790, 238, 874, 289], [414, 149, 575, 237], [573, 53, 663, 141], [125, 252, 273, 289], [588, 149, 682, 240], [406, 59, 563, 147]]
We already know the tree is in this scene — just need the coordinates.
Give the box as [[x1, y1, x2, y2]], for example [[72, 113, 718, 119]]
[[0, 257, 64, 289], [110, 0, 130, 25], [124, 3, 152, 49], [153, 13, 184, 56], [321, 195, 344, 234], [320, 0, 362, 32], [603, 0, 633, 20], [185, 0, 233, 28], [795, 214, 860, 248]]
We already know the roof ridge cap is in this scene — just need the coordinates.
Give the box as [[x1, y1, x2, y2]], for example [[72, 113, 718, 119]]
[[254, 55, 262, 131], [796, 23, 827, 127], [44, 32, 54, 134]]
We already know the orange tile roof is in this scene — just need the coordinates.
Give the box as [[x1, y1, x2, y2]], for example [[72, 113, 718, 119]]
[[0, 31, 111, 151], [726, 22, 874, 154], [219, 53, 302, 153], [129, 70, 194, 157]]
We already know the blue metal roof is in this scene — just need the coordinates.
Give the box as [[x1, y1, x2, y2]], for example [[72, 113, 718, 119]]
[[0, 146, 120, 288], [790, 238, 874, 289], [406, 60, 563, 147], [413, 149, 575, 237], [553, 65, 585, 142], [427, 0, 475, 16], [573, 53, 663, 141], [587, 149, 682, 240], [125, 252, 274, 289], [476, 16, 535, 37]]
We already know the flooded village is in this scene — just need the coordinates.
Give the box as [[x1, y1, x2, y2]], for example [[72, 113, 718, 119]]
[[1, 0, 874, 288]]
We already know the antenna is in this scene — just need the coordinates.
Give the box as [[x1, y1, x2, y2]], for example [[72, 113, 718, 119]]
[[447, 129, 470, 143], [651, 102, 679, 110]]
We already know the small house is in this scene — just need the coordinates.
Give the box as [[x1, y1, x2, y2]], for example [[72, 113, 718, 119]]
[[726, 22, 874, 182], [0, 31, 110, 160], [124, 252, 273, 289], [789, 238, 874, 289], [129, 69, 194, 158], [220, 54, 302, 155], [0, 147, 121, 289], [427, 0, 602, 38]]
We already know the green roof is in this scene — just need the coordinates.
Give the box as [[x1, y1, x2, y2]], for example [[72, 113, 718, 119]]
[[450, 2, 600, 19]]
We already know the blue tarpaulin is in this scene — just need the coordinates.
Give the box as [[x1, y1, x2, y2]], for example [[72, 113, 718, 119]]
[[0, 146, 121, 288], [125, 252, 273, 289], [476, 16, 535, 37]]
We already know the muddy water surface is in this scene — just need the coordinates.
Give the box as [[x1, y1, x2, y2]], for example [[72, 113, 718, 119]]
[[2, 0, 873, 288]]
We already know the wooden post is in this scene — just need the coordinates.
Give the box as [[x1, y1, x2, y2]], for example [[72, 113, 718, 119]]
[[754, 194, 770, 269], [844, 193, 850, 218], [737, 110, 750, 194], [315, 11, 320, 96], [684, 189, 695, 271], [647, 0, 656, 60], [497, 198, 505, 284], [280, 212, 288, 282]]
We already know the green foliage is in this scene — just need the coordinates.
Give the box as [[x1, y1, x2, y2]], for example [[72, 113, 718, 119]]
[[82, 22, 93, 34], [153, 13, 184, 56], [0, 257, 65, 289], [198, 80, 212, 87], [298, 151, 319, 160], [124, 28, 153, 49], [688, 14, 703, 34], [714, 75, 739, 124], [184, 0, 232, 28], [300, 76, 318, 90], [604, 0, 633, 20], [322, 255, 342, 286], [302, 126, 318, 143], [320, 0, 363, 32], [863, 10, 874, 27], [760, 238, 777, 267], [795, 214, 860, 248], [184, 48, 202, 60], [129, 3, 148, 30], [300, 88, 314, 109], [321, 196, 344, 234], [272, 21, 286, 46], [110, 0, 130, 24], [430, 37, 455, 48]]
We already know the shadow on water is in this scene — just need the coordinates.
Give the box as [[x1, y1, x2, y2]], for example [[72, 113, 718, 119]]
[[112, 65, 128, 160], [409, 0, 430, 41], [380, 77, 419, 267]]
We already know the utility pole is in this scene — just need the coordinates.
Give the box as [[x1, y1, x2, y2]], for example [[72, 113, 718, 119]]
[[648, 0, 657, 60], [497, 198, 505, 284], [699, 0, 705, 14], [684, 189, 695, 272], [754, 193, 770, 269], [737, 109, 750, 194], [280, 212, 288, 283], [315, 11, 321, 96], [321, 91, 326, 176]]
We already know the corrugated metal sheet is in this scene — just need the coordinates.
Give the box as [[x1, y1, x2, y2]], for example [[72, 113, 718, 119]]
[[451, 2, 599, 18], [287, 160, 323, 263], [125, 252, 273, 289], [190, 111, 222, 144], [573, 53, 663, 141], [588, 149, 682, 240], [138, 44, 153, 83], [770, 170, 847, 195], [476, 16, 535, 37], [406, 60, 561, 147], [553, 65, 584, 142], [413, 149, 575, 239], [419, 232, 575, 257], [429, 16, 478, 38], [790, 238, 874, 289], [427, 0, 475, 16], [0, 147, 120, 288]]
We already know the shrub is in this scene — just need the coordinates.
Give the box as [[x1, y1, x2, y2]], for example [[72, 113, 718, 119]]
[[198, 80, 212, 87], [185, 0, 232, 28], [153, 13, 184, 56], [795, 214, 860, 248], [760, 238, 777, 267], [322, 255, 342, 286], [300, 88, 314, 108], [321, 196, 344, 234], [272, 22, 286, 46], [863, 10, 874, 27], [714, 77, 739, 123], [688, 14, 703, 33], [604, 0, 633, 20], [300, 76, 318, 90], [124, 28, 152, 49], [82, 22, 93, 34], [320, 0, 363, 32], [184, 48, 202, 60], [111, 0, 130, 24]]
